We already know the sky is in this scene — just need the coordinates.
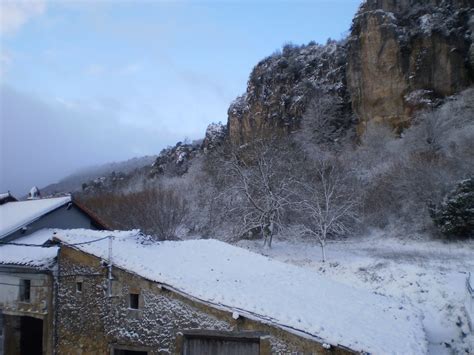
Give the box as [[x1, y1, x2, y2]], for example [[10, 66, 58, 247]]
[[0, 0, 361, 195]]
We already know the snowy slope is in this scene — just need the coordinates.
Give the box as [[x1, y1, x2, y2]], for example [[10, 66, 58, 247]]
[[238, 233, 474, 354], [0, 196, 71, 238], [0, 229, 59, 268], [54, 229, 427, 354]]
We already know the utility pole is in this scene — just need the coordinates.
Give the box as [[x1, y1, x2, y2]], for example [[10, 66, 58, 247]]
[[107, 235, 114, 297]]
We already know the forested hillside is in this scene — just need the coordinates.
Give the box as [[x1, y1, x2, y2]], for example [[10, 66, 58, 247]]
[[76, 0, 473, 245]]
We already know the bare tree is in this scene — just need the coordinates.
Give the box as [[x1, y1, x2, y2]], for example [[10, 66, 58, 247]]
[[296, 158, 358, 261], [298, 88, 353, 152], [80, 186, 187, 240], [218, 137, 298, 247]]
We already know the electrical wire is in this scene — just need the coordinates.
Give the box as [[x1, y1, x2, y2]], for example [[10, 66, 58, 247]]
[[0, 281, 46, 287], [0, 235, 112, 247]]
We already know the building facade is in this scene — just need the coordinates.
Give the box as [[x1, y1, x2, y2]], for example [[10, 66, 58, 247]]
[[0, 196, 109, 355], [0, 196, 108, 242], [0, 265, 54, 355], [56, 245, 352, 355]]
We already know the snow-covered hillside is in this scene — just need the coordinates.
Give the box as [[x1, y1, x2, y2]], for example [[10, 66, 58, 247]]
[[237, 233, 474, 354]]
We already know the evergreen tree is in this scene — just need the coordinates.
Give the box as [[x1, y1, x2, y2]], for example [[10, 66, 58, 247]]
[[430, 178, 474, 239]]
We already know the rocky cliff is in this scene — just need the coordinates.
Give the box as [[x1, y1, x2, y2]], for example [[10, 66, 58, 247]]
[[348, 0, 473, 132], [228, 41, 349, 145], [228, 0, 473, 143]]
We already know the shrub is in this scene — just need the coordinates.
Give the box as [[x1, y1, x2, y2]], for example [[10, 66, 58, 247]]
[[430, 178, 474, 239]]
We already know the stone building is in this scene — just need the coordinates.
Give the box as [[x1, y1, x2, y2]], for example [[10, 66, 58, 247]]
[[0, 196, 108, 355], [0, 230, 73, 355], [51, 229, 426, 355], [0, 195, 109, 242]]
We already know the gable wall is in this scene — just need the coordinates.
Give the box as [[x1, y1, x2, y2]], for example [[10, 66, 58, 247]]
[[0, 266, 54, 355], [56, 245, 353, 354], [4, 205, 98, 242]]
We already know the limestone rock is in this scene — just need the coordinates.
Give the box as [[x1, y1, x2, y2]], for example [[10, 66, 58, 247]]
[[228, 41, 349, 145], [347, 0, 473, 132]]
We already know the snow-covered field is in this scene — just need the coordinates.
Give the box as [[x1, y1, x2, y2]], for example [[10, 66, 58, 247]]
[[236, 232, 474, 354]]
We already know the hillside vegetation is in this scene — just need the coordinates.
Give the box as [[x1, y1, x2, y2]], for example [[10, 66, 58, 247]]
[[77, 0, 473, 245]]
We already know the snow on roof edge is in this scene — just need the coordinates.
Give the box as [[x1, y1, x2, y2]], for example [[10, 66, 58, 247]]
[[0, 196, 72, 239], [52, 230, 427, 354], [55, 237, 341, 348], [0, 229, 60, 269]]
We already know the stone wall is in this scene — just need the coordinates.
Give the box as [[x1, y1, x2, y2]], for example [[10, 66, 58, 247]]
[[56, 245, 352, 354], [0, 266, 54, 355]]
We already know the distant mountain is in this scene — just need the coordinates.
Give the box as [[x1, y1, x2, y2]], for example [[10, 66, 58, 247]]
[[41, 156, 156, 195]]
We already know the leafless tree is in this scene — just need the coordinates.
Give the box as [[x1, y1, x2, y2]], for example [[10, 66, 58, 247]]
[[298, 88, 353, 153], [80, 186, 187, 240], [296, 157, 358, 261], [218, 137, 298, 247]]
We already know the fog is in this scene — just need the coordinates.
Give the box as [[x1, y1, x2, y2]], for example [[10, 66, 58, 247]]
[[0, 85, 179, 196]]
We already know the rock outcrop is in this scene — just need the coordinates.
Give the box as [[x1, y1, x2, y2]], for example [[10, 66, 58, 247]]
[[228, 0, 473, 143], [228, 41, 349, 145], [348, 0, 473, 132]]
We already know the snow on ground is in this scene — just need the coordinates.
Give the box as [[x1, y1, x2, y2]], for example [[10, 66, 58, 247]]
[[0, 196, 71, 238], [236, 232, 474, 354], [0, 229, 59, 268], [54, 229, 427, 354]]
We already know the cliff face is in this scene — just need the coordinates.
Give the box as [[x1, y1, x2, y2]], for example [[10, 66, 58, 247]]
[[228, 0, 473, 143], [228, 42, 349, 145], [348, 0, 473, 132]]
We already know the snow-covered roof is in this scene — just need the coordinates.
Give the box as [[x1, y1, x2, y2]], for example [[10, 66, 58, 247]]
[[53, 229, 427, 354], [0, 192, 10, 200], [0, 229, 59, 269], [0, 196, 71, 239]]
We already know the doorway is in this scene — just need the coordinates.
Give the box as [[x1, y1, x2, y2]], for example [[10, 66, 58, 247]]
[[182, 333, 260, 355], [20, 316, 43, 355]]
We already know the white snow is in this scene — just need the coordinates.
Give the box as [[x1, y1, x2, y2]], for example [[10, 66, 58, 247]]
[[53, 229, 427, 354], [0, 229, 59, 268], [237, 232, 474, 354], [0, 192, 11, 200], [0, 196, 71, 239], [28, 186, 40, 199], [232, 311, 240, 320], [467, 273, 474, 332], [420, 14, 433, 34]]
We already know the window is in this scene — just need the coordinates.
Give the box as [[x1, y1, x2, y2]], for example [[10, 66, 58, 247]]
[[76, 282, 83, 292], [129, 293, 139, 309], [20, 279, 31, 302], [114, 349, 147, 355]]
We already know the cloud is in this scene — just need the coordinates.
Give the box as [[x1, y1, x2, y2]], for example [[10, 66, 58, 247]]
[[0, 0, 46, 35], [0, 85, 181, 195]]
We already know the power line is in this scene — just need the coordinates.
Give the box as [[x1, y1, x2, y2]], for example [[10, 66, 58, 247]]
[[0, 235, 113, 248], [0, 281, 46, 288]]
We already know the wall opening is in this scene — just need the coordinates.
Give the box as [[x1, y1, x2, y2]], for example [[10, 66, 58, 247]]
[[113, 348, 147, 355], [19, 280, 31, 302], [182, 331, 260, 355], [20, 316, 43, 355], [129, 293, 139, 309]]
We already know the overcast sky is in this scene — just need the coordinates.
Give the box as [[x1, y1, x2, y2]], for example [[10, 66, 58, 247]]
[[0, 0, 360, 195]]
